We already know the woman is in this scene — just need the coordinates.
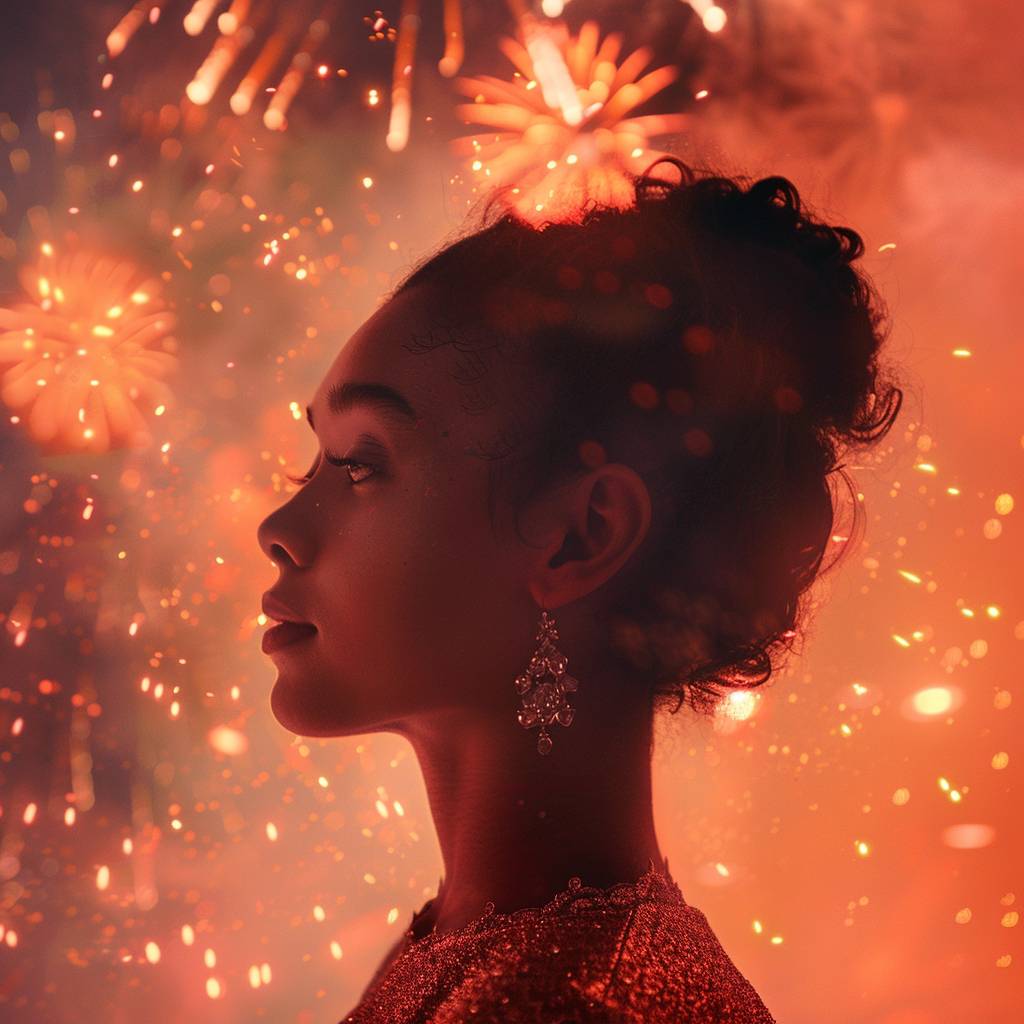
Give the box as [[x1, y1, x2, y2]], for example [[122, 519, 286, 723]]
[[256, 158, 903, 1023]]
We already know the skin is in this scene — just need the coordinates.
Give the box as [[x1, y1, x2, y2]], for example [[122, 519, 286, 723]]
[[256, 283, 665, 941]]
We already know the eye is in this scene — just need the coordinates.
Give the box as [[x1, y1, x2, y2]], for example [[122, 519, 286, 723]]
[[286, 451, 377, 486]]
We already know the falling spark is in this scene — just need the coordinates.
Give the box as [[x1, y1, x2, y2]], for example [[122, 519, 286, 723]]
[[386, 0, 420, 151], [264, 9, 332, 131], [186, 13, 260, 105], [107, 1, 168, 58], [184, 0, 220, 37], [231, 19, 293, 116], [438, 0, 464, 77], [685, 0, 728, 34]]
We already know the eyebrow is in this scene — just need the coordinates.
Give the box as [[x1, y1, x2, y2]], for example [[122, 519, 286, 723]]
[[306, 382, 418, 431]]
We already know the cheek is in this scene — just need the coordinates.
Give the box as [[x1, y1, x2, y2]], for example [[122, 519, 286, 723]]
[[316, 476, 517, 701]]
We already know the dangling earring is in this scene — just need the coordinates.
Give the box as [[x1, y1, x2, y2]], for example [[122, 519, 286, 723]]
[[514, 608, 578, 755]]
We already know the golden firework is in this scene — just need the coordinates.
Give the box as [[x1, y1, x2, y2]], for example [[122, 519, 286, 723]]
[[0, 248, 178, 453], [452, 17, 691, 223]]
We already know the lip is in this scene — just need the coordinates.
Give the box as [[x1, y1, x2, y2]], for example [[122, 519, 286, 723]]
[[262, 620, 318, 654], [262, 592, 314, 627]]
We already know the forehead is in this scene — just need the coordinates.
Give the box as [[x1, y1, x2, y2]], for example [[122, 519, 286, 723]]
[[311, 285, 531, 439]]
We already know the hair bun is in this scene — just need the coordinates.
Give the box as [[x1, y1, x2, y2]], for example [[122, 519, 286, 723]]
[[393, 156, 905, 716]]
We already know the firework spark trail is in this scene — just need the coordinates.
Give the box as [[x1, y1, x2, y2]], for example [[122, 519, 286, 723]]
[[106, 0, 338, 126], [106, 0, 167, 59], [685, 0, 728, 34], [386, 0, 421, 152], [438, 0, 464, 77], [183, 0, 221, 37], [185, 7, 266, 106], [264, 2, 335, 131]]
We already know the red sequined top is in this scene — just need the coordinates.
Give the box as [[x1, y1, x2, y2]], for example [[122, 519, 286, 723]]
[[340, 858, 776, 1023]]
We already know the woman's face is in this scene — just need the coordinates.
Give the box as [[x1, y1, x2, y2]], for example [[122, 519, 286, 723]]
[[256, 284, 552, 738]]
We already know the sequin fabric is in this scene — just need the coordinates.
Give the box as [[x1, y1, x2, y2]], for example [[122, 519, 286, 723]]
[[340, 858, 776, 1023]]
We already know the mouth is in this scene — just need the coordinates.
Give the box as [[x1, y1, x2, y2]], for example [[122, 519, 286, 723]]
[[262, 620, 318, 655]]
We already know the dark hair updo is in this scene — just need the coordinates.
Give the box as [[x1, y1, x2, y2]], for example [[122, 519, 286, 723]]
[[391, 158, 905, 719]]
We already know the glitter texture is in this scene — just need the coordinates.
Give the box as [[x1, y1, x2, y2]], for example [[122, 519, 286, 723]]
[[341, 859, 776, 1022]]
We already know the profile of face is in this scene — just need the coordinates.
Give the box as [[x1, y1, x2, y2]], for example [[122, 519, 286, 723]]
[[256, 284, 652, 740]]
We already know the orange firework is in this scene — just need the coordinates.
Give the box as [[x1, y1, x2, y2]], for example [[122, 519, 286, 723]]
[[451, 17, 691, 224], [0, 248, 178, 453]]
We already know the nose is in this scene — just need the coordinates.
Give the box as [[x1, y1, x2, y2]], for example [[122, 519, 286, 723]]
[[257, 504, 309, 568]]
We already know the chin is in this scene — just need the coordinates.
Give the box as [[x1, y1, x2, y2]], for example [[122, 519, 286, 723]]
[[268, 675, 393, 739]]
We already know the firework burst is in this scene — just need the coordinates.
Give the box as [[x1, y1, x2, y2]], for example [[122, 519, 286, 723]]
[[0, 248, 178, 453], [451, 17, 691, 223]]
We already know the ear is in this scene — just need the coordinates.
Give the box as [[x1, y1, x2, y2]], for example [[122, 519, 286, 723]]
[[528, 463, 652, 610]]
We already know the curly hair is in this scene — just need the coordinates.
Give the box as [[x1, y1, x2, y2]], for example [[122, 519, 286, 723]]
[[390, 158, 905, 719]]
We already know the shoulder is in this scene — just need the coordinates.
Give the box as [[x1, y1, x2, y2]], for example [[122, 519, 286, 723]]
[[598, 899, 777, 1022], [430, 894, 776, 1023]]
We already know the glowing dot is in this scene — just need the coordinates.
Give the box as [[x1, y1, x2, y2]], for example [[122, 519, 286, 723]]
[[186, 80, 212, 105], [145, 941, 161, 964], [911, 687, 953, 716], [942, 823, 996, 849], [995, 493, 1014, 515], [361, 176, 373, 189], [702, 6, 727, 32], [131, 179, 144, 192]]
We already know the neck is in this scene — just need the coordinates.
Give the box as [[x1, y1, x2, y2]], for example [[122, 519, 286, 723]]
[[398, 676, 664, 939]]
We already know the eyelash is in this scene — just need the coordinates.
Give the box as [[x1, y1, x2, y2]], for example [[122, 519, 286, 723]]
[[286, 451, 377, 486]]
